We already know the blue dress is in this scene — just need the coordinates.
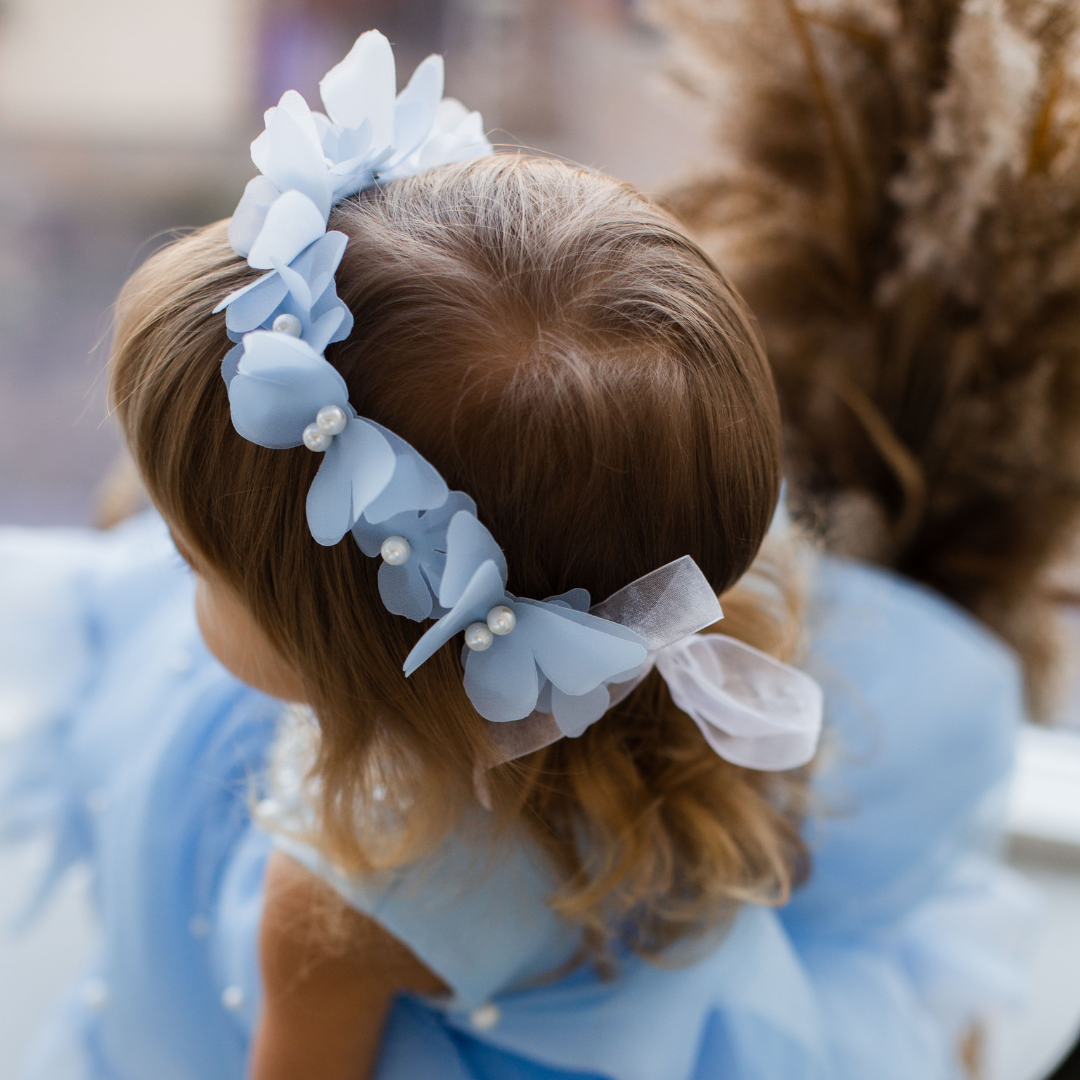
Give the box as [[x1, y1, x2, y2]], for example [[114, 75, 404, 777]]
[[0, 512, 1034, 1080]]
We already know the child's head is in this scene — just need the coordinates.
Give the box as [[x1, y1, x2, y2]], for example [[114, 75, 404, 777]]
[[112, 154, 803, 957]]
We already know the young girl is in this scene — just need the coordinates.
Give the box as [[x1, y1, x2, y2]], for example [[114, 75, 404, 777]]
[[1, 29, 1028, 1080]]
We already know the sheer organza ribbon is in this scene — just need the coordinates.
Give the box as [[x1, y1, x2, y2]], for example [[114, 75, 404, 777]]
[[482, 557, 823, 772]]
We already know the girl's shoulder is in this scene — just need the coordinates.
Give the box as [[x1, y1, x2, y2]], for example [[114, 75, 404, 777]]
[[262, 714, 582, 1012]]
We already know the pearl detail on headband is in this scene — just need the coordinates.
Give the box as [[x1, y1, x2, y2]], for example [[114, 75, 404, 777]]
[[465, 622, 494, 651], [302, 424, 332, 452], [380, 536, 411, 565], [271, 313, 303, 336], [302, 405, 349, 451], [316, 405, 347, 435], [486, 605, 516, 635]]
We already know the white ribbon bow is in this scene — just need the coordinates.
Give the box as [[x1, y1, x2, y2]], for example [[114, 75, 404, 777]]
[[635, 634, 822, 770], [481, 557, 823, 774]]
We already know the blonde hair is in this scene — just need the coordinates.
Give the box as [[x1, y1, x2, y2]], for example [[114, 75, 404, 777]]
[[111, 155, 808, 963]]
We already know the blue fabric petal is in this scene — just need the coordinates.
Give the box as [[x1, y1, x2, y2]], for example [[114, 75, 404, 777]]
[[403, 559, 506, 676], [229, 332, 349, 449], [420, 492, 477, 593], [306, 452, 354, 547], [251, 91, 332, 219], [513, 600, 648, 697], [550, 683, 612, 737], [319, 30, 396, 145], [306, 417, 396, 546], [329, 118, 373, 165], [352, 514, 398, 558], [379, 560, 434, 621], [363, 423, 449, 523], [227, 175, 281, 259], [545, 588, 591, 612], [221, 272, 289, 331], [464, 634, 542, 722], [221, 343, 244, 388], [393, 55, 444, 159], [293, 231, 349, 299], [222, 233, 353, 351], [247, 191, 329, 272], [535, 677, 553, 714], [272, 257, 314, 311], [307, 308, 347, 354], [351, 492, 477, 621], [427, 492, 477, 549], [439, 512, 509, 608]]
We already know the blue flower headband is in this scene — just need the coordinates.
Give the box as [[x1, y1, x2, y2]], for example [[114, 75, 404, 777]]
[[217, 31, 823, 770]]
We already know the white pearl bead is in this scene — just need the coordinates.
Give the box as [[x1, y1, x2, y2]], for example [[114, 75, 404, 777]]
[[380, 536, 411, 565], [486, 605, 516, 636], [469, 1003, 500, 1031], [464, 622, 494, 651], [222, 985, 246, 1011], [271, 313, 303, 336], [302, 423, 332, 452], [316, 404, 347, 435]]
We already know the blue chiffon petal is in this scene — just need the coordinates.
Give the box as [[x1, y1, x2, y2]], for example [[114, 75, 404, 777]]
[[305, 418, 393, 546], [254, 91, 332, 219], [222, 272, 289, 332], [439, 513, 508, 608], [404, 559, 505, 676], [545, 589, 591, 612], [363, 424, 449, 523], [393, 55, 444, 159], [464, 635, 542, 722], [319, 30, 397, 144], [514, 600, 648, 697], [227, 175, 281, 258], [307, 307, 347, 354], [551, 683, 612, 737], [535, 678, 553, 713], [247, 191, 329, 271], [342, 418, 397, 524], [220, 343, 244, 388], [273, 258, 314, 311], [379, 560, 434, 621], [306, 447, 356, 547], [229, 332, 349, 449]]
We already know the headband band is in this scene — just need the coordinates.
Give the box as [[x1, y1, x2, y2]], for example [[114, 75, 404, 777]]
[[215, 30, 823, 771]]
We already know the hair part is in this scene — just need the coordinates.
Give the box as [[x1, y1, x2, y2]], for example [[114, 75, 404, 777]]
[[111, 154, 804, 964]]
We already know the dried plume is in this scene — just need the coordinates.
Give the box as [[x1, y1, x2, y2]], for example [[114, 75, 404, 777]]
[[651, 0, 1080, 713]]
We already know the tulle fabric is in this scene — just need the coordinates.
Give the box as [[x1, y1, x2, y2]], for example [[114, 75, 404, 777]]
[[0, 514, 1035, 1080]]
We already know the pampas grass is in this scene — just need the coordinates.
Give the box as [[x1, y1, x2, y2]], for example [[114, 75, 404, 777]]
[[652, 0, 1080, 714]]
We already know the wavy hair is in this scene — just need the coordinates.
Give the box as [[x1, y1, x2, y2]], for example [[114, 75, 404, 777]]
[[111, 154, 807, 963]]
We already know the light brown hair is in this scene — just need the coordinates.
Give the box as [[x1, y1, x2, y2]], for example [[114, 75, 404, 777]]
[[111, 154, 806, 962]]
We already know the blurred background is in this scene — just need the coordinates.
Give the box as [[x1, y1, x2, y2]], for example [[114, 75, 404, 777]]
[[2, 2, 1080, 1079], [0, 0, 712, 527]]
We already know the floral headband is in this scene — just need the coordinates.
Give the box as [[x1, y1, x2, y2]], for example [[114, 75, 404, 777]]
[[217, 31, 823, 771]]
